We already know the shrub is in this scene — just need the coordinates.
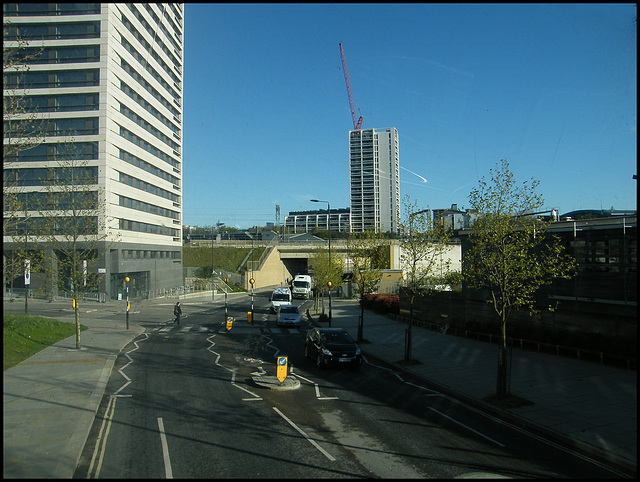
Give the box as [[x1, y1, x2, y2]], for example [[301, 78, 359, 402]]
[[361, 293, 399, 315]]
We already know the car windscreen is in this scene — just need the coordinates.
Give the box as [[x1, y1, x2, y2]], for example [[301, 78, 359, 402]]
[[322, 331, 354, 344], [280, 306, 298, 314], [272, 294, 290, 301]]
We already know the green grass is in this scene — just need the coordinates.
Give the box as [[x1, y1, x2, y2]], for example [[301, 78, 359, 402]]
[[3, 313, 88, 371], [183, 246, 266, 274]]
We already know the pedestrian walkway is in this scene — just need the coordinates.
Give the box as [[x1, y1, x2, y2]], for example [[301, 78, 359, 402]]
[[325, 299, 636, 475], [3, 302, 145, 478], [3, 296, 636, 477]]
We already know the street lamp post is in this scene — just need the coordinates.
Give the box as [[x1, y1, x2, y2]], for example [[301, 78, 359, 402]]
[[311, 199, 331, 327], [245, 230, 255, 320], [223, 277, 229, 321], [24, 230, 29, 315], [211, 226, 218, 300], [211, 222, 225, 302], [124, 276, 130, 330]]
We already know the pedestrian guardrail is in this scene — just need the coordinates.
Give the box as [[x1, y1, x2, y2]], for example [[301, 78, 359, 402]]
[[388, 313, 636, 371]]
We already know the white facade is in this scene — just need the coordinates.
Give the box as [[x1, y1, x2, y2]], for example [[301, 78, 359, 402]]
[[349, 127, 400, 233], [3, 4, 184, 299], [284, 209, 351, 234]]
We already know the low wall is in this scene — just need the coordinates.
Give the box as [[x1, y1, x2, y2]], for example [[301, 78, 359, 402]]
[[400, 289, 637, 340]]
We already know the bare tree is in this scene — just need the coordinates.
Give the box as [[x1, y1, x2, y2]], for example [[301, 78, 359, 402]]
[[346, 230, 384, 342], [3, 24, 47, 301], [34, 140, 119, 348], [399, 195, 455, 362], [463, 159, 576, 399]]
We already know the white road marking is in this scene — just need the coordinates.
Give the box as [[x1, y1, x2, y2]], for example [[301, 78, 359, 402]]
[[157, 417, 173, 478], [86, 395, 117, 478], [427, 407, 505, 447], [206, 333, 262, 401], [294, 374, 338, 400], [272, 407, 336, 461]]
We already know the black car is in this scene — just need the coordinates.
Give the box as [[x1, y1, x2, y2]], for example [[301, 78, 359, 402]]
[[304, 327, 362, 368]]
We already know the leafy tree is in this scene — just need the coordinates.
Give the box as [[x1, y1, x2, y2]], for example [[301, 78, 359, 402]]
[[309, 247, 343, 319], [463, 159, 576, 399], [346, 230, 384, 342], [399, 195, 455, 362]]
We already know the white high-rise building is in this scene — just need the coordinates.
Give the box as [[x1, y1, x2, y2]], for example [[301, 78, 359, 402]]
[[349, 127, 400, 233], [3, 4, 184, 300]]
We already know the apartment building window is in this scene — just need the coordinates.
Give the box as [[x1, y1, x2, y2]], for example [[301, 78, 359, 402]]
[[119, 195, 180, 220], [26, 93, 99, 112], [4, 21, 100, 40], [4, 69, 99, 89], [13, 45, 99, 64], [119, 172, 180, 203], [119, 218, 180, 237], [3, 4, 101, 16], [4, 166, 98, 186], [119, 149, 179, 185], [5, 141, 99, 163]]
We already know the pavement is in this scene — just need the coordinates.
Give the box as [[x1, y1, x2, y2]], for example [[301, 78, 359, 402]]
[[3, 295, 637, 478]]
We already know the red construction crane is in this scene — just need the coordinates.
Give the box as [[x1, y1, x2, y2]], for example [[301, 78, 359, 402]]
[[339, 42, 363, 130]]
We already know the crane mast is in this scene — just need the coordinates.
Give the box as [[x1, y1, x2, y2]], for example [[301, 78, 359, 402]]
[[339, 42, 363, 130]]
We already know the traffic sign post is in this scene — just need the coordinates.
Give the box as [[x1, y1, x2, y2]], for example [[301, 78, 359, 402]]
[[223, 277, 229, 322], [249, 278, 255, 322], [24, 259, 30, 315], [277, 356, 288, 383]]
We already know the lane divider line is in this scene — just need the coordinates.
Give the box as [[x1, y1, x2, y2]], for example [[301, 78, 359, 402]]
[[272, 406, 336, 462], [157, 417, 173, 479], [427, 407, 505, 447]]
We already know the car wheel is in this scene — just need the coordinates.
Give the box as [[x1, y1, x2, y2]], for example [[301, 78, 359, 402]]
[[316, 353, 322, 368]]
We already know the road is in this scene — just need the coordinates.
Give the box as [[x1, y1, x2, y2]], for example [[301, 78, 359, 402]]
[[70, 291, 622, 478]]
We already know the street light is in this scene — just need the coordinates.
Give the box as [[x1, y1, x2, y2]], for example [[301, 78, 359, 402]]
[[245, 231, 255, 319], [211, 222, 225, 302], [311, 199, 332, 326], [124, 276, 130, 330]]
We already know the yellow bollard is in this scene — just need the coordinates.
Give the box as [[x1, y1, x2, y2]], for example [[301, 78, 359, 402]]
[[247, 311, 252, 324], [226, 316, 233, 331]]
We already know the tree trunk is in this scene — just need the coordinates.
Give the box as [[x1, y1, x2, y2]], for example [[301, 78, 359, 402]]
[[75, 303, 81, 349], [406, 301, 414, 362], [358, 294, 364, 342], [496, 318, 507, 399]]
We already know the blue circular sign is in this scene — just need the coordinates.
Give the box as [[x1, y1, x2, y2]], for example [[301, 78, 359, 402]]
[[278, 357, 287, 365]]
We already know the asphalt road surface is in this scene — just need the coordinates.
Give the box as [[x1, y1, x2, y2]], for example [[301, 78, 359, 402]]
[[72, 293, 623, 478]]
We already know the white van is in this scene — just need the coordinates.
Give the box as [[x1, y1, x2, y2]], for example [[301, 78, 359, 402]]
[[270, 287, 292, 313], [292, 274, 312, 299]]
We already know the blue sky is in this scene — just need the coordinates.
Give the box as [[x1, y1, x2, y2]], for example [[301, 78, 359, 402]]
[[182, 3, 637, 229]]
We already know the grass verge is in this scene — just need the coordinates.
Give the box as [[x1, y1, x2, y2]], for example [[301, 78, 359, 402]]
[[3, 313, 88, 371]]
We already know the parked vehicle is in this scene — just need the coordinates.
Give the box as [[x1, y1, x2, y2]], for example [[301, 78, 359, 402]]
[[292, 274, 312, 299], [270, 287, 292, 313], [276, 304, 301, 327], [304, 327, 362, 368]]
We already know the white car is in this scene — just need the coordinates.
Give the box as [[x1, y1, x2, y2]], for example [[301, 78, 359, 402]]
[[276, 304, 301, 327]]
